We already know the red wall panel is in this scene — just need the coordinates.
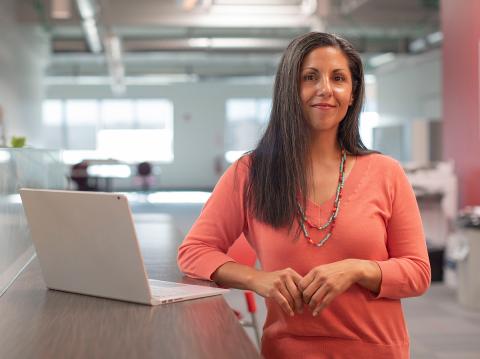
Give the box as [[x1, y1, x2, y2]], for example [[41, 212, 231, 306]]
[[441, 0, 480, 207]]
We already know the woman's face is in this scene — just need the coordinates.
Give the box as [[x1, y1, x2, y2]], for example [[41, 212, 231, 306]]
[[299, 46, 353, 133]]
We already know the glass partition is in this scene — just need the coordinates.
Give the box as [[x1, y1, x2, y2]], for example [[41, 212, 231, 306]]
[[0, 149, 65, 296]]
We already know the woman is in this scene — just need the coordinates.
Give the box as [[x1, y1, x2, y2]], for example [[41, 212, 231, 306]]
[[178, 32, 431, 359]]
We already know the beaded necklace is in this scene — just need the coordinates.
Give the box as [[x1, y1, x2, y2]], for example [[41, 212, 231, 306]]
[[297, 148, 347, 247]]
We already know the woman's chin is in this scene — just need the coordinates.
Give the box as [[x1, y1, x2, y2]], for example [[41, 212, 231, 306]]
[[307, 120, 340, 133]]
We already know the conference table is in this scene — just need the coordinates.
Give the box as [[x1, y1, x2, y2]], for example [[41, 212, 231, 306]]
[[0, 213, 260, 359]]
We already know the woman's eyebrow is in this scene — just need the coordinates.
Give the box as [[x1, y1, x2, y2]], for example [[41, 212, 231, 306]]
[[302, 67, 348, 73]]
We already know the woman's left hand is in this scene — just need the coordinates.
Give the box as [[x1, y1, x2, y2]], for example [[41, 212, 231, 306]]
[[298, 259, 363, 316]]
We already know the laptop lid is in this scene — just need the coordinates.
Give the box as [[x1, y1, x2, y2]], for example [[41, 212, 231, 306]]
[[20, 189, 153, 305]]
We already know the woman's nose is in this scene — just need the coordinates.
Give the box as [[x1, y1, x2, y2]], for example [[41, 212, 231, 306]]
[[316, 76, 332, 96]]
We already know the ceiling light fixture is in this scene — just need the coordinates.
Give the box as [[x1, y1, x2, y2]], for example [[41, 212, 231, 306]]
[[75, 0, 102, 53], [76, 0, 96, 18], [426, 31, 443, 45], [369, 52, 395, 67], [82, 18, 102, 53], [104, 34, 125, 94], [409, 38, 427, 53]]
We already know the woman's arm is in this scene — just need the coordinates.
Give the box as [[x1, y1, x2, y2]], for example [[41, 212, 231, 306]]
[[372, 161, 431, 299], [356, 260, 382, 294], [177, 158, 304, 316], [211, 261, 259, 291], [177, 159, 249, 280]]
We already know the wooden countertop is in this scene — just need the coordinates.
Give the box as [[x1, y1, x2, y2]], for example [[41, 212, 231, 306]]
[[0, 215, 260, 359]]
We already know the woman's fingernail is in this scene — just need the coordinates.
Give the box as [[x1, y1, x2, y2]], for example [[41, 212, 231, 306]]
[[290, 311, 295, 317], [312, 311, 318, 317]]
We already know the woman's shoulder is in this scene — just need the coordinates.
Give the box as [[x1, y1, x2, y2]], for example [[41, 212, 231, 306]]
[[232, 153, 252, 173], [220, 153, 252, 183], [361, 152, 403, 172], [356, 152, 405, 186]]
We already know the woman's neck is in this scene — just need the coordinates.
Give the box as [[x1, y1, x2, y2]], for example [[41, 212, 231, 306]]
[[308, 131, 342, 166]]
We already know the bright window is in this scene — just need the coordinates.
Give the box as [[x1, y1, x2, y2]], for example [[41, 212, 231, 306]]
[[42, 99, 174, 163], [97, 129, 173, 163], [66, 100, 99, 126], [101, 100, 134, 129], [135, 100, 173, 129], [42, 100, 63, 126], [225, 98, 271, 163]]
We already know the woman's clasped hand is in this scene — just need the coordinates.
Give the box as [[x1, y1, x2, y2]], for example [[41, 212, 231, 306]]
[[248, 259, 363, 317]]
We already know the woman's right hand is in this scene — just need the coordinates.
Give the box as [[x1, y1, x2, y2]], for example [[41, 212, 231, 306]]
[[248, 268, 304, 317]]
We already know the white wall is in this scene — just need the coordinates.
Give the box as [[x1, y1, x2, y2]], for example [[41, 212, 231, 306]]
[[46, 82, 273, 189], [0, 0, 49, 147], [372, 49, 442, 161], [374, 49, 442, 121]]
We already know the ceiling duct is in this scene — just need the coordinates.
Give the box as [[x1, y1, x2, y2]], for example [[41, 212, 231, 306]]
[[75, 0, 102, 53]]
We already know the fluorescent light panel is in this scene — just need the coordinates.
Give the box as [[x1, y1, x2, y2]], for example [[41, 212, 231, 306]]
[[82, 18, 102, 53], [44, 74, 199, 86], [409, 38, 427, 53], [76, 0, 96, 19], [209, 5, 304, 14], [369, 52, 395, 67], [426, 32, 443, 45]]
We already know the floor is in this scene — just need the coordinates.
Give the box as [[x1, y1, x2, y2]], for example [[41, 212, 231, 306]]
[[130, 193, 480, 358]]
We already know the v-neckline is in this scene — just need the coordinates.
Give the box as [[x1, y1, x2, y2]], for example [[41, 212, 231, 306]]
[[307, 155, 358, 208], [303, 153, 371, 224]]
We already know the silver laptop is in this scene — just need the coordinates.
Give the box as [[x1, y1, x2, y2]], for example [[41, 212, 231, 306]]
[[19, 188, 228, 305]]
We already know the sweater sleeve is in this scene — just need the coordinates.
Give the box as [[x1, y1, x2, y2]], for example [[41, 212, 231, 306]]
[[373, 161, 432, 299], [177, 158, 249, 280]]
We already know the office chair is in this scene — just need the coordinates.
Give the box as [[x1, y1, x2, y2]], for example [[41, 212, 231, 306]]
[[136, 161, 153, 192], [226, 234, 261, 346]]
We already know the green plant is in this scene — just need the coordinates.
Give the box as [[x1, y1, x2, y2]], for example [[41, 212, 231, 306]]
[[11, 136, 26, 148]]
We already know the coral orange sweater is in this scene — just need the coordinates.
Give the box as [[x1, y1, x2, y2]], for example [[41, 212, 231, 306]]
[[178, 153, 431, 359]]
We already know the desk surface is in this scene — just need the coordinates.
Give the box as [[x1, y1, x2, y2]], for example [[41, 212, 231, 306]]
[[0, 215, 260, 359]]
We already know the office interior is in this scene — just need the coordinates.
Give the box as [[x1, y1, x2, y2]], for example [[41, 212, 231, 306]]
[[0, 0, 479, 358]]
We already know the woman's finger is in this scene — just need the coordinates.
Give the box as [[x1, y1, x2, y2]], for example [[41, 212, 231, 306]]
[[271, 289, 295, 317], [302, 272, 325, 305], [298, 270, 315, 292], [285, 276, 304, 313], [277, 281, 296, 313], [308, 282, 329, 311], [312, 291, 336, 316], [301, 281, 317, 306]]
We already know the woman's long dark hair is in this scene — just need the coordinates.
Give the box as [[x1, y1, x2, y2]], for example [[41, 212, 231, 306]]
[[245, 32, 375, 229]]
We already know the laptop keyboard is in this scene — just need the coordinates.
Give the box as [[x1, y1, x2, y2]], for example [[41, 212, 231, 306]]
[[150, 285, 198, 298], [148, 279, 205, 298], [147, 279, 228, 301]]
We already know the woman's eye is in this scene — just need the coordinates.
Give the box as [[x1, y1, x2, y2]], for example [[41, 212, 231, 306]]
[[334, 75, 346, 81], [303, 74, 315, 81]]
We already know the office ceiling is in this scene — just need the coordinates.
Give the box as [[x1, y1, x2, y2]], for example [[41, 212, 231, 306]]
[[17, 0, 440, 85]]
